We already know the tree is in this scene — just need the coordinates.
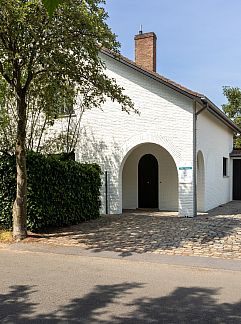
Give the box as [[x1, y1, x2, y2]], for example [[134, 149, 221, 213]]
[[0, 78, 16, 153], [0, 75, 109, 155], [222, 86, 241, 148], [0, 0, 134, 240], [0, 76, 69, 154]]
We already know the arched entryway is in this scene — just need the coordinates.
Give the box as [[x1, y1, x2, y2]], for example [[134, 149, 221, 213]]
[[138, 154, 158, 208], [197, 150, 205, 212], [122, 143, 178, 211]]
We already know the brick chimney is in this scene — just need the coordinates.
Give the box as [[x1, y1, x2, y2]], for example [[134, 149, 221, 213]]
[[135, 32, 157, 72]]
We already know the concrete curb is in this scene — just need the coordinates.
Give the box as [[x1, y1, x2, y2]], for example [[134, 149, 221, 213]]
[[1, 241, 241, 272]]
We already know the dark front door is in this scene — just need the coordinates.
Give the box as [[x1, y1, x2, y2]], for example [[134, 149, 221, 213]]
[[233, 159, 241, 200], [138, 154, 158, 208]]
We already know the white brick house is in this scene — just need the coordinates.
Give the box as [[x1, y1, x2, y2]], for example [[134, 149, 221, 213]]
[[75, 32, 240, 217]]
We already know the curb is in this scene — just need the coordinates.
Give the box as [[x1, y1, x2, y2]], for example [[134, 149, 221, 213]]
[[1, 241, 241, 272]]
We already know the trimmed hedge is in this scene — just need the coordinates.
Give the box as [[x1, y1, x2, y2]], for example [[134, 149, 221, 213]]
[[0, 151, 101, 231]]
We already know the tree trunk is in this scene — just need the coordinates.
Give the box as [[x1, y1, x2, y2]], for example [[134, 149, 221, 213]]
[[12, 93, 27, 240]]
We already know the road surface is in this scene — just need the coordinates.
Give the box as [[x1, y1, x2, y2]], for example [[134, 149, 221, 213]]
[[1, 244, 241, 323]]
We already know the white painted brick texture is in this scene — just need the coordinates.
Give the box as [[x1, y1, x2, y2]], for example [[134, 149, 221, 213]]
[[76, 53, 195, 216], [197, 109, 233, 211]]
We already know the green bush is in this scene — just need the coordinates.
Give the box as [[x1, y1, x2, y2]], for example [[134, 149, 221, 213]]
[[0, 151, 101, 231]]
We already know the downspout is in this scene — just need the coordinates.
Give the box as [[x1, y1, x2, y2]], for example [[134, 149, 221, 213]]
[[193, 101, 197, 217], [105, 171, 108, 214], [193, 99, 208, 216]]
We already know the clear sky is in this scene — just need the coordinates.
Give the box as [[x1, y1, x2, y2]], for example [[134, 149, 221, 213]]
[[105, 0, 241, 108]]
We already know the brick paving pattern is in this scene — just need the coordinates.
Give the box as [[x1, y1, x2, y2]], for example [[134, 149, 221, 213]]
[[28, 201, 241, 259]]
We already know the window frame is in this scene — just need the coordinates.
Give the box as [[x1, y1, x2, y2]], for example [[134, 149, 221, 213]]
[[223, 157, 228, 177]]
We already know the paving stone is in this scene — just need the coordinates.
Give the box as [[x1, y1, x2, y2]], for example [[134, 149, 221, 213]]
[[25, 201, 241, 260]]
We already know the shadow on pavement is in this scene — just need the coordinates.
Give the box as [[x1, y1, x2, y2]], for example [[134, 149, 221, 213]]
[[30, 201, 241, 256], [1, 284, 241, 323]]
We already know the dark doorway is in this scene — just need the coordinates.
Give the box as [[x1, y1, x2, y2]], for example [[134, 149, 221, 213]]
[[138, 154, 158, 208], [233, 159, 241, 199]]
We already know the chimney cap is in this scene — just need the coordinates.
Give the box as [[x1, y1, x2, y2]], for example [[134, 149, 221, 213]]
[[134, 31, 157, 40]]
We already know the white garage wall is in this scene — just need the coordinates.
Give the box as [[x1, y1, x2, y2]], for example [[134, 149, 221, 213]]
[[197, 150, 205, 212], [197, 108, 233, 211]]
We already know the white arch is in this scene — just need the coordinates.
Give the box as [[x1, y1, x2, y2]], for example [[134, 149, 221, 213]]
[[120, 132, 182, 173], [119, 132, 181, 212]]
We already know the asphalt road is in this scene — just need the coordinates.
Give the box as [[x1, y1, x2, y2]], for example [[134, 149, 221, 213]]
[[1, 246, 241, 323]]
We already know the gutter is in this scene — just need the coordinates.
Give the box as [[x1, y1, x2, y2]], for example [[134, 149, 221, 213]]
[[201, 97, 241, 134], [193, 101, 197, 217]]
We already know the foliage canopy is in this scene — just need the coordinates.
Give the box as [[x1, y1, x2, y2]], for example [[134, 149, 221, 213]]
[[0, 151, 101, 231], [0, 0, 134, 112], [42, 0, 62, 16], [222, 86, 241, 148], [0, 0, 134, 239]]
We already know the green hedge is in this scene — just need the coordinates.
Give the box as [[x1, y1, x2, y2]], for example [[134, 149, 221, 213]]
[[0, 151, 101, 231]]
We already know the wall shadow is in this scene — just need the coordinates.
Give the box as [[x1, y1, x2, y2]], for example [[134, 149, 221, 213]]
[[205, 200, 241, 216], [1, 284, 241, 323], [78, 127, 123, 213]]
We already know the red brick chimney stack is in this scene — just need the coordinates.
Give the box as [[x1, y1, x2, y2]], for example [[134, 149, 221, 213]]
[[134, 31, 157, 72]]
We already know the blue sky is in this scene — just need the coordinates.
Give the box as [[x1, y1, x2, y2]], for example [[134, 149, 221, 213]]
[[105, 0, 241, 108]]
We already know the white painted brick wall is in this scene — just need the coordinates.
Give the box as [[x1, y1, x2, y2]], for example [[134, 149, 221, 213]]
[[197, 108, 233, 211], [76, 53, 195, 216], [29, 53, 234, 216]]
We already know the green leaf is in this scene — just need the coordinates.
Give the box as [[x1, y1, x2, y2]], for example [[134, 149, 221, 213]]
[[42, 0, 61, 17], [222, 86, 241, 148], [0, 0, 134, 232], [0, 152, 101, 231]]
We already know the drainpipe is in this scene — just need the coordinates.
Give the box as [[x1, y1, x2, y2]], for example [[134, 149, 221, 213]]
[[105, 171, 108, 214], [193, 101, 197, 217], [193, 99, 208, 217]]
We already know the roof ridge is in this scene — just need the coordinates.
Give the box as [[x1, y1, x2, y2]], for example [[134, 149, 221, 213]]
[[101, 48, 241, 134], [101, 48, 204, 98]]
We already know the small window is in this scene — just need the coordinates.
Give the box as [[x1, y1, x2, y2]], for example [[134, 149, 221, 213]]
[[223, 157, 228, 177]]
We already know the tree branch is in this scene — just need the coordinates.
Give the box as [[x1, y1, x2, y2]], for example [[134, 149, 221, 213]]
[[0, 60, 14, 86]]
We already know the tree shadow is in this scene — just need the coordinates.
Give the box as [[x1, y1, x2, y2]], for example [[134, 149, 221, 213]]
[[0, 283, 143, 323], [0, 285, 37, 323], [1, 284, 241, 323], [43, 282, 143, 323], [113, 286, 241, 323], [33, 202, 241, 258], [77, 127, 123, 214]]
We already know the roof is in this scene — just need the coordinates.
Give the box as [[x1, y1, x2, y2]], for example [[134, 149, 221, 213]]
[[101, 48, 241, 134], [230, 149, 241, 157]]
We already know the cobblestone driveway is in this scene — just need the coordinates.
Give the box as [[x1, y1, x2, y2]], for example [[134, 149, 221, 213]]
[[29, 201, 241, 259]]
